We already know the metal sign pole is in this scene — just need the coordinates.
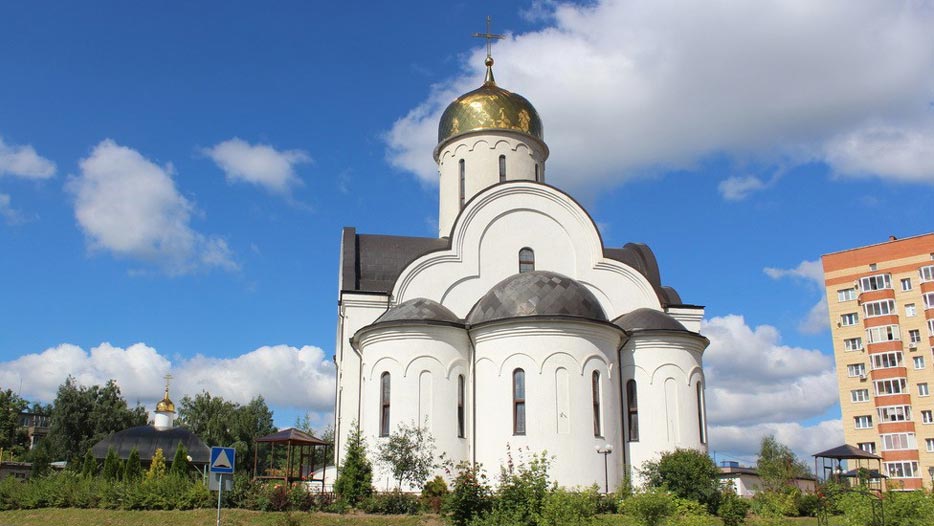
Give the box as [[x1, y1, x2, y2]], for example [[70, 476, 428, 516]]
[[216, 475, 223, 526]]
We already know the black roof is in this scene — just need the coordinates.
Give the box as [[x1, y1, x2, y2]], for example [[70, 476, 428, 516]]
[[91, 426, 211, 464], [614, 308, 689, 332], [813, 444, 882, 460], [256, 427, 330, 446], [340, 228, 684, 307], [467, 271, 607, 324]]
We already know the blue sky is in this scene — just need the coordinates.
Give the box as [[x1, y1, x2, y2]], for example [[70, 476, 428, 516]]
[[2, 0, 933, 464]]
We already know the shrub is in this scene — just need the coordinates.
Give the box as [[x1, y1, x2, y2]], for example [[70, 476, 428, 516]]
[[750, 490, 797, 518], [288, 483, 315, 512], [124, 448, 142, 481], [620, 488, 677, 526], [796, 492, 820, 517], [535, 486, 599, 526], [718, 490, 750, 526], [361, 489, 421, 514], [443, 462, 492, 526], [147, 448, 166, 480], [422, 474, 448, 513], [102, 447, 121, 481], [490, 450, 554, 525], [641, 449, 721, 513], [169, 442, 189, 478]]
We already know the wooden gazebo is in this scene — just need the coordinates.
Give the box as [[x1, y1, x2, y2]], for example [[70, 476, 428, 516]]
[[253, 428, 331, 488], [813, 443, 884, 490]]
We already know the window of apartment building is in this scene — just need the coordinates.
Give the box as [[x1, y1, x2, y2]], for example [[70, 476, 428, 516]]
[[864, 299, 896, 318], [844, 337, 863, 351], [874, 378, 907, 396], [929, 319, 934, 337], [841, 313, 859, 326], [867, 325, 901, 343], [854, 415, 873, 429], [884, 461, 919, 479], [901, 278, 912, 291], [923, 293, 934, 310], [851, 389, 870, 402], [909, 329, 922, 344], [869, 263, 878, 271], [927, 438, 934, 453], [877, 405, 912, 423], [881, 432, 917, 450], [847, 363, 866, 377], [914, 356, 925, 369], [920, 265, 934, 282], [858, 442, 877, 454], [870, 351, 902, 370], [860, 274, 892, 291], [905, 304, 916, 317], [838, 288, 857, 302], [922, 410, 933, 424], [920, 383, 930, 397]]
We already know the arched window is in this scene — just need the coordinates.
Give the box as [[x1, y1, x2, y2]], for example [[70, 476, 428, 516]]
[[626, 379, 639, 442], [513, 369, 526, 435], [380, 372, 391, 437], [459, 159, 466, 208], [592, 371, 602, 437], [457, 374, 465, 438], [519, 248, 535, 273], [499, 155, 506, 182], [696, 382, 706, 444]]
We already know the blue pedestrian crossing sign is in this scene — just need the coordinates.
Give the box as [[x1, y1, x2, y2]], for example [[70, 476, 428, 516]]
[[209, 447, 235, 474]]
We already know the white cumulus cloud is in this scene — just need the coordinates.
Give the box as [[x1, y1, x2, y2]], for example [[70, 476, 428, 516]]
[[0, 137, 56, 179], [764, 259, 829, 333], [387, 0, 934, 195], [202, 138, 311, 195], [701, 315, 838, 425], [0, 193, 23, 224], [710, 419, 843, 465], [0, 342, 336, 415], [68, 139, 237, 274]]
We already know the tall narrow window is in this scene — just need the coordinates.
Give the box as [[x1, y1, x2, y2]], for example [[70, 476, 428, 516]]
[[499, 155, 506, 182], [696, 382, 706, 444], [457, 374, 465, 438], [626, 379, 639, 442], [513, 369, 526, 435], [592, 371, 602, 437], [519, 248, 535, 273], [534, 164, 540, 182], [380, 372, 391, 437], [459, 159, 466, 208]]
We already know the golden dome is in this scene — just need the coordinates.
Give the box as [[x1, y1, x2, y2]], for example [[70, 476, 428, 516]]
[[156, 387, 175, 413], [436, 58, 543, 154]]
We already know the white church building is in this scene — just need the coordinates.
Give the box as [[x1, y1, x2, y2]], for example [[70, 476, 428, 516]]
[[332, 53, 710, 491]]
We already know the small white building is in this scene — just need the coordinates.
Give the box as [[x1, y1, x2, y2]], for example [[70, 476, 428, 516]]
[[719, 464, 817, 497], [332, 54, 710, 491]]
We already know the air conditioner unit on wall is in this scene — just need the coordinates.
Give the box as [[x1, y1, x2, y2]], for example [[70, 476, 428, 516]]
[[859, 373, 868, 381]]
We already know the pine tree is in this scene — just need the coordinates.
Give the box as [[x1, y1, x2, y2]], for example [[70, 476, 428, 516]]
[[102, 446, 121, 481], [333, 421, 373, 506], [125, 447, 142, 480], [169, 442, 189, 478], [80, 449, 97, 478], [147, 447, 166, 480]]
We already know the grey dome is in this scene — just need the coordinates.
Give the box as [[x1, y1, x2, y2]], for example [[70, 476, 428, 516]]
[[613, 308, 688, 332], [91, 425, 210, 464], [376, 297, 462, 324], [467, 271, 607, 324]]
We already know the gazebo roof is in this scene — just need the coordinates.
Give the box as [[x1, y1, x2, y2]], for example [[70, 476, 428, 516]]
[[255, 427, 330, 446], [813, 444, 882, 460]]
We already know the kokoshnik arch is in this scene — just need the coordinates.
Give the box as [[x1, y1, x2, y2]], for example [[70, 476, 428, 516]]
[[332, 50, 710, 490]]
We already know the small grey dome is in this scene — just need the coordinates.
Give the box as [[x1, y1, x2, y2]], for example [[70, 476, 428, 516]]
[[376, 297, 462, 324], [467, 271, 607, 324], [613, 308, 688, 332]]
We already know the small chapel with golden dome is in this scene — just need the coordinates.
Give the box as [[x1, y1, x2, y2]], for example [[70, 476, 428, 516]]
[[332, 45, 710, 490]]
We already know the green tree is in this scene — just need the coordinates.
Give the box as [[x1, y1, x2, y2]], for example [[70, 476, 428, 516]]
[[80, 449, 97, 478], [169, 441, 189, 478], [756, 435, 810, 492], [45, 376, 147, 463], [642, 448, 721, 512], [147, 447, 166, 480], [177, 392, 275, 473], [334, 422, 373, 506], [102, 446, 121, 480], [125, 447, 142, 480], [0, 389, 29, 459], [29, 440, 52, 478], [376, 420, 436, 490]]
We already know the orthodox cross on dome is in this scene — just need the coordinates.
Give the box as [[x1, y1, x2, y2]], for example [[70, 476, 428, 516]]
[[472, 16, 504, 60], [163, 373, 173, 392]]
